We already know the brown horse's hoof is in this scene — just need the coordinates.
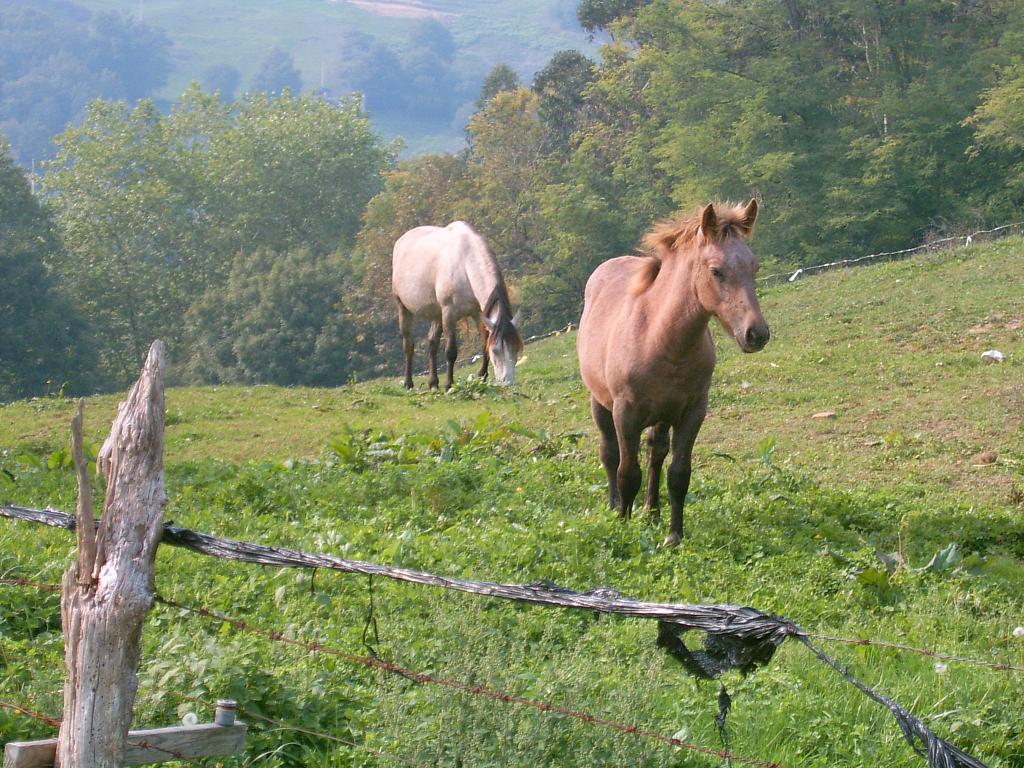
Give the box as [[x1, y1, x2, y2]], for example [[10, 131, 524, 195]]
[[643, 505, 661, 523], [663, 531, 681, 548]]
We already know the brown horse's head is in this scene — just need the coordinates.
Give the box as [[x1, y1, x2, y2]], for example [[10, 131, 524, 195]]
[[643, 199, 770, 353]]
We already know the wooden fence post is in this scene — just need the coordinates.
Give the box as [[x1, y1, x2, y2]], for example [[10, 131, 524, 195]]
[[57, 341, 166, 768]]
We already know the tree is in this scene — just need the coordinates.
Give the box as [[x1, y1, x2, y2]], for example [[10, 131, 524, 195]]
[[249, 47, 302, 95], [401, 19, 460, 120], [476, 64, 520, 109], [568, 0, 1017, 265], [0, 3, 171, 164], [183, 247, 355, 386], [43, 86, 392, 384], [43, 95, 221, 383], [334, 32, 408, 115], [966, 16, 1024, 202], [0, 137, 96, 401], [533, 50, 597, 152], [465, 88, 548, 270], [202, 91, 394, 256], [202, 63, 241, 101], [576, 0, 649, 33]]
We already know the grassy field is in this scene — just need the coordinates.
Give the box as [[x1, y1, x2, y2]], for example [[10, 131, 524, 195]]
[[1, 237, 1022, 766]]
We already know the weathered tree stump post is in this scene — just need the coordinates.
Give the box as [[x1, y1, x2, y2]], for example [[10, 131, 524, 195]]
[[57, 341, 166, 768]]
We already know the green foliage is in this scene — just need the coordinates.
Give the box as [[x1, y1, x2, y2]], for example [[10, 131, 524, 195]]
[[0, 138, 97, 402], [464, 88, 548, 270], [249, 48, 302, 95], [476, 63, 520, 109], [576, 0, 650, 33], [0, 2, 171, 164], [532, 50, 597, 154], [42, 86, 393, 387], [183, 247, 356, 386]]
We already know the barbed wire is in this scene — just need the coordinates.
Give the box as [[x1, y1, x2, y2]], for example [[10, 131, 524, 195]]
[[6, 573, 1016, 675], [3, 576, 1016, 674], [0, 698, 61, 728], [155, 593, 783, 768], [804, 632, 1024, 674], [0, 516, 1003, 768], [177, 693, 453, 768]]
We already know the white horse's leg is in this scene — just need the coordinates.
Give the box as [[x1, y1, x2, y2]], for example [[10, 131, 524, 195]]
[[442, 307, 459, 391], [476, 315, 489, 380], [427, 320, 442, 390], [397, 300, 415, 389]]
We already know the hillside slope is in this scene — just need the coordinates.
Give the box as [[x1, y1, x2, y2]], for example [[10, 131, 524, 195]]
[[1, 237, 1022, 768], [5, 235, 1020, 507]]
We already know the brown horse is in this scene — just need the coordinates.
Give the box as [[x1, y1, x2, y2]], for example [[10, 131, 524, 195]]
[[577, 200, 769, 547]]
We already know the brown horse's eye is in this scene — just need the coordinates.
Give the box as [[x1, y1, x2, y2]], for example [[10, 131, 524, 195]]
[[711, 267, 724, 279]]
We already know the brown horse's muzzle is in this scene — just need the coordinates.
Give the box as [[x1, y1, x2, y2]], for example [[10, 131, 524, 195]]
[[738, 322, 770, 353]]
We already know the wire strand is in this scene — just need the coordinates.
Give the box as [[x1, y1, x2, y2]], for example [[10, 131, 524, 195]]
[[155, 593, 783, 768]]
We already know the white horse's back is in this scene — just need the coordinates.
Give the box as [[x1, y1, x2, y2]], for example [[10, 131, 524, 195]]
[[392, 222, 492, 318], [391, 221, 522, 389]]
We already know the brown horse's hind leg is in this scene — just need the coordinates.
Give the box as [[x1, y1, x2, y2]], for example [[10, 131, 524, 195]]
[[643, 423, 670, 522], [612, 400, 643, 520], [477, 317, 490, 380], [397, 300, 415, 389], [591, 396, 620, 509], [442, 307, 459, 390], [427, 321, 442, 390], [665, 400, 708, 547]]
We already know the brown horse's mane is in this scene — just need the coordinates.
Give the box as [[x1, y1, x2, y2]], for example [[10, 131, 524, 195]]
[[631, 202, 757, 294]]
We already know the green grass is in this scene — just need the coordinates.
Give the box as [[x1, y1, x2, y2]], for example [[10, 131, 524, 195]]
[[1, 238, 1023, 767]]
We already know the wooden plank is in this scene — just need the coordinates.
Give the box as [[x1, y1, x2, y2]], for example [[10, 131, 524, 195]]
[[4, 722, 246, 768]]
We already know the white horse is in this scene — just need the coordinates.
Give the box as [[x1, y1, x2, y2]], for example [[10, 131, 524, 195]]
[[392, 221, 523, 390]]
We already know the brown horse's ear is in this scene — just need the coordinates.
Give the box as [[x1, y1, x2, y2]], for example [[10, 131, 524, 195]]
[[737, 198, 758, 236], [699, 203, 719, 242]]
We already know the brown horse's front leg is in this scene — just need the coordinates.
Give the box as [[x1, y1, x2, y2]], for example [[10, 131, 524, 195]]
[[665, 401, 707, 547], [643, 423, 670, 522], [590, 397, 620, 509], [612, 401, 642, 520]]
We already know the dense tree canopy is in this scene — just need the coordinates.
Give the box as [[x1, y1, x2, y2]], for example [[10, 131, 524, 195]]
[[249, 48, 303, 95], [42, 88, 393, 386], [0, 139, 95, 402], [0, 1, 171, 164]]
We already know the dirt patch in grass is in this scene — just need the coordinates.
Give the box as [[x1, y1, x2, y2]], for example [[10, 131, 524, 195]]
[[343, 0, 458, 20]]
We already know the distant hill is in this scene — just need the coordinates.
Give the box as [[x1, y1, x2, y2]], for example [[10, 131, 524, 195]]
[[70, 0, 598, 154]]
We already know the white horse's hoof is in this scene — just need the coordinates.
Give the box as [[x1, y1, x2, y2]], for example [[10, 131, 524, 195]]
[[663, 532, 681, 548]]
